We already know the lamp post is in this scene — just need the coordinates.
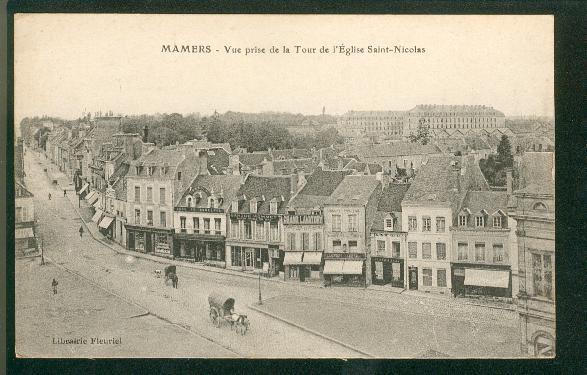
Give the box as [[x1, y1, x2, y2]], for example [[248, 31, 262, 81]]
[[257, 257, 262, 305], [40, 238, 45, 266]]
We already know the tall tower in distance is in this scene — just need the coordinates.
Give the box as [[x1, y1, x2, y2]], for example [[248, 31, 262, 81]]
[[322, 106, 325, 116]]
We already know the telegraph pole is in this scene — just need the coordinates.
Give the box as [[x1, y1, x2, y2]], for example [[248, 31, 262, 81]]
[[258, 258, 263, 305]]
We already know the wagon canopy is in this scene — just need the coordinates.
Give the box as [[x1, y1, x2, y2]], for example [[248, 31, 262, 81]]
[[164, 265, 177, 275], [208, 292, 235, 311]]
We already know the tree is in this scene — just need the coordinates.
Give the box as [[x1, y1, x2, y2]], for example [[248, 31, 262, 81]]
[[408, 118, 431, 145], [496, 135, 513, 167]]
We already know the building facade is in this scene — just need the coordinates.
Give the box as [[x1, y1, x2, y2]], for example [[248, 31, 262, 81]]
[[338, 111, 405, 141]]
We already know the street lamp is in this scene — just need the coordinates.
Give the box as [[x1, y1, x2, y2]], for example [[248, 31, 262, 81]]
[[257, 257, 262, 305], [40, 238, 45, 266]]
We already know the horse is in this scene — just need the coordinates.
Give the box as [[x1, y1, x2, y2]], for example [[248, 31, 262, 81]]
[[167, 272, 178, 288], [230, 314, 250, 335]]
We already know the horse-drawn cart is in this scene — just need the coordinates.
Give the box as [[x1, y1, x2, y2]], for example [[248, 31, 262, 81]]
[[208, 292, 250, 335]]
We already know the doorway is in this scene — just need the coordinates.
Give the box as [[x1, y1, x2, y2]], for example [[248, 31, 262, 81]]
[[409, 267, 418, 290], [145, 233, 152, 253], [244, 249, 255, 270], [128, 232, 134, 250]]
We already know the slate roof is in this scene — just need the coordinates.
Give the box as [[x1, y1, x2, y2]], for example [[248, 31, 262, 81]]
[[377, 183, 411, 212], [176, 175, 242, 209], [239, 152, 271, 166], [324, 175, 381, 206], [15, 181, 34, 198], [133, 148, 186, 167], [270, 148, 313, 160], [288, 169, 352, 209], [232, 175, 293, 214], [515, 152, 555, 195], [272, 158, 317, 174], [408, 104, 505, 117], [464, 136, 491, 151], [459, 191, 509, 216], [352, 142, 441, 159]]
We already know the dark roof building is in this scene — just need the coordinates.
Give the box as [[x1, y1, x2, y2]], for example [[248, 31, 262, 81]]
[[231, 175, 294, 215]]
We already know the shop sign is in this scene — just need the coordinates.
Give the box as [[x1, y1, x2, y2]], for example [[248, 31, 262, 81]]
[[324, 252, 365, 260], [230, 213, 280, 221], [454, 268, 465, 277], [375, 261, 384, 280]]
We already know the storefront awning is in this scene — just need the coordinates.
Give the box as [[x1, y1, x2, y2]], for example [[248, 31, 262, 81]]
[[78, 183, 89, 194], [98, 216, 114, 229], [283, 252, 304, 265], [322, 260, 345, 274], [87, 194, 99, 205], [15, 227, 34, 239], [302, 252, 323, 265], [341, 260, 364, 275], [93, 199, 102, 208], [91, 209, 103, 223], [464, 269, 510, 288]]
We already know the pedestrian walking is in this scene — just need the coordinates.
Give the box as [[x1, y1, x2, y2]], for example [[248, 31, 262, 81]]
[[171, 273, 178, 289], [48, 193, 52, 200], [79, 225, 84, 238], [52, 278, 58, 295], [63, 189, 67, 197]]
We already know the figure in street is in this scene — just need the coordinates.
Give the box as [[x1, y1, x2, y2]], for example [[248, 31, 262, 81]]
[[63, 189, 67, 197], [170, 273, 178, 289], [48, 193, 52, 200], [52, 278, 58, 295], [79, 225, 84, 239]]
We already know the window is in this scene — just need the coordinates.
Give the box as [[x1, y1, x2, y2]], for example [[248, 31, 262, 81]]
[[475, 216, 485, 227], [135, 209, 141, 224], [459, 215, 467, 226], [493, 244, 505, 263], [15, 207, 22, 222], [160, 188, 166, 204], [193, 217, 199, 233], [422, 243, 432, 259], [244, 220, 252, 239], [313, 233, 321, 250], [332, 214, 342, 232], [493, 216, 502, 228], [256, 221, 265, 240], [146, 210, 153, 225], [287, 233, 296, 250], [147, 186, 153, 202], [408, 216, 417, 231], [475, 243, 486, 261], [159, 211, 166, 227], [270, 221, 279, 241], [377, 240, 386, 254], [458, 242, 468, 260], [533, 202, 547, 211], [385, 218, 393, 229], [302, 233, 310, 251], [408, 242, 417, 258], [436, 217, 445, 232], [231, 201, 239, 212], [532, 253, 553, 299], [231, 220, 239, 238], [214, 218, 222, 234], [422, 217, 431, 232], [231, 247, 242, 267], [209, 197, 216, 208], [392, 242, 401, 258], [348, 241, 358, 251], [437, 269, 447, 287], [423, 268, 432, 286], [177, 171, 181, 180], [134, 186, 141, 203], [270, 201, 277, 215], [180, 216, 186, 230], [332, 240, 342, 252], [204, 218, 211, 234], [348, 214, 358, 232], [250, 200, 257, 213], [436, 243, 446, 260]]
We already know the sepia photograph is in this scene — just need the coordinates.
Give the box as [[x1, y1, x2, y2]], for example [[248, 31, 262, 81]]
[[12, 14, 555, 359]]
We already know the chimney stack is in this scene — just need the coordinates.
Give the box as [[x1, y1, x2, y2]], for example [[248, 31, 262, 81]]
[[143, 125, 149, 143], [506, 168, 513, 195]]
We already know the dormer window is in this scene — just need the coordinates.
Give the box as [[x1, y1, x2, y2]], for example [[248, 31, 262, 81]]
[[186, 196, 193, 208], [250, 200, 257, 214], [135, 166, 140, 174], [177, 172, 182, 181], [493, 216, 502, 228], [195, 193, 202, 204], [231, 201, 239, 212], [458, 215, 468, 227], [269, 201, 277, 215], [209, 197, 216, 208], [533, 202, 547, 211], [475, 216, 485, 227]]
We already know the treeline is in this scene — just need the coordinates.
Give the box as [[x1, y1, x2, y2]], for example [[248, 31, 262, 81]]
[[121, 113, 204, 146]]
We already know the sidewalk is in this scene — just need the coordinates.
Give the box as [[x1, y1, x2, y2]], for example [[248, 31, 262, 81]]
[[37, 151, 515, 313]]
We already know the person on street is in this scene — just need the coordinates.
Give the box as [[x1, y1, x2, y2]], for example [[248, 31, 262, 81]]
[[48, 193, 52, 200], [172, 273, 178, 289], [63, 189, 67, 197], [52, 278, 58, 295], [79, 226, 84, 239]]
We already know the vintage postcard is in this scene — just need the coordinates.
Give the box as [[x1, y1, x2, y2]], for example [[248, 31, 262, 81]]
[[13, 14, 554, 358]]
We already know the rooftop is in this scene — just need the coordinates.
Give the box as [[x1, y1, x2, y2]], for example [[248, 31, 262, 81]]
[[176, 175, 242, 209], [233, 175, 293, 214], [325, 175, 380, 206], [352, 142, 441, 158]]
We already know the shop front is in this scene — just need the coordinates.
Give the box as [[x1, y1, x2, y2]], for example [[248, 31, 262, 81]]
[[173, 233, 226, 267], [322, 253, 366, 287], [227, 245, 271, 274], [126, 224, 174, 258], [370, 256, 404, 287], [98, 214, 115, 239], [451, 263, 512, 298]]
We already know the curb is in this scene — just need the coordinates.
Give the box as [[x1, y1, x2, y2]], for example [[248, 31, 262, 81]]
[[248, 304, 375, 358]]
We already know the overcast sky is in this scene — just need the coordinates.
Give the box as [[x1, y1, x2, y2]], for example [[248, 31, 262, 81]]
[[15, 14, 553, 125]]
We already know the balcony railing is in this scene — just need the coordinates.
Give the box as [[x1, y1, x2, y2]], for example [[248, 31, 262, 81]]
[[283, 215, 324, 225]]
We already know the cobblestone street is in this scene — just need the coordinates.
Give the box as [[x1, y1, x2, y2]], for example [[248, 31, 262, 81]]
[[19, 149, 521, 358]]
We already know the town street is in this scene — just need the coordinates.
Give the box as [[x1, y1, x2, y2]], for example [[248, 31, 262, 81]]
[[18, 149, 521, 358]]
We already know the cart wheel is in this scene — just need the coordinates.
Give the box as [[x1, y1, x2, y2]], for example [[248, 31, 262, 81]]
[[241, 323, 249, 336], [209, 308, 218, 323], [214, 316, 221, 328]]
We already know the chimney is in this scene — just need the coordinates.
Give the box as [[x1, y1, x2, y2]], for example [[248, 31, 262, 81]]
[[450, 161, 461, 192], [143, 125, 149, 143], [506, 168, 513, 195]]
